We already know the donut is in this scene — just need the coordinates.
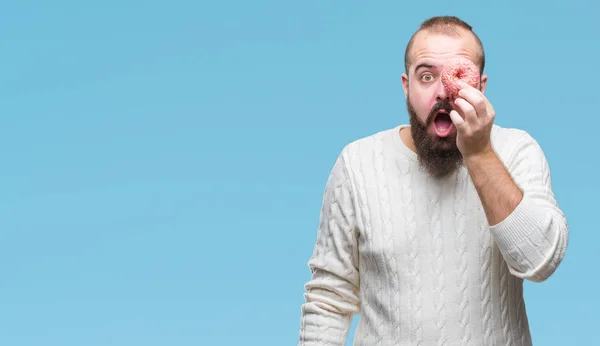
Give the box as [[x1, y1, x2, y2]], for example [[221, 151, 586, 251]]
[[441, 57, 480, 96]]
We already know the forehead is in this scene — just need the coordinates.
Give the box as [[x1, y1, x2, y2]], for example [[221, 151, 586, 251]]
[[409, 30, 480, 70]]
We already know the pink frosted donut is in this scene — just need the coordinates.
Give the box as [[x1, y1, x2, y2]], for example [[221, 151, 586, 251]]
[[441, 57, 480, 96]]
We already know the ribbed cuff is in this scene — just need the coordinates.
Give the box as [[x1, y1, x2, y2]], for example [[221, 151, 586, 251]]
[[489, 196, 552, 251]]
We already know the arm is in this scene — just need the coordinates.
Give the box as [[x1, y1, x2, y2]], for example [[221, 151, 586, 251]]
[[449, 80, 568, 283], [465, 133, 569, 282], [298, 152, 361, 346], [464, 147, 523, 226]]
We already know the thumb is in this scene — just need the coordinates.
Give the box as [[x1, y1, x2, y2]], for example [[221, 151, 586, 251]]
[[449, 110, 467, 132]]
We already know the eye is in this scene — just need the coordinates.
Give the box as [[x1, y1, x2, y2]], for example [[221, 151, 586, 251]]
[[421, 73, 434, 82]]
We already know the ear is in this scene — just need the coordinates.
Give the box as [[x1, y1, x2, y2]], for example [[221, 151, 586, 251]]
[[401, 72, 409, 97], [480, 74, 488, 93]]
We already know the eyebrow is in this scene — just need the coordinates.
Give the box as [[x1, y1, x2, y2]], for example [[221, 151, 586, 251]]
[[414, 63, 435, 73]]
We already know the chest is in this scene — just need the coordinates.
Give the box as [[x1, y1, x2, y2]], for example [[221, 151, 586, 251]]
[[349, 162, 490, 262]]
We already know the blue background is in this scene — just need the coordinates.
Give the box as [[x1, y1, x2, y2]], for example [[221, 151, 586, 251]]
[[1, 1, 597, 345]]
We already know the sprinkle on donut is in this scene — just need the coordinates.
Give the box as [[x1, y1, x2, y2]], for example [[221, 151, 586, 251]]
[[441, 57, 480, 96]]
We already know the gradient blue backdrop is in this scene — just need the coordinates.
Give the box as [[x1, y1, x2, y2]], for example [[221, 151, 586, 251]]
[[1, 1, 597, 345]]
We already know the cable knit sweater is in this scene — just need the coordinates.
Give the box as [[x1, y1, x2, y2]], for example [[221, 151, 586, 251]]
[[298, 124, 568, 346]]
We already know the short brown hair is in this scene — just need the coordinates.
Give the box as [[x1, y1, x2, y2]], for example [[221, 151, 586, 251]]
[[404, 16, 485, 75]]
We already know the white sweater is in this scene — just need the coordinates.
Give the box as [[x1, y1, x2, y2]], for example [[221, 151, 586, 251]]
[[298, 124, 568, 346]]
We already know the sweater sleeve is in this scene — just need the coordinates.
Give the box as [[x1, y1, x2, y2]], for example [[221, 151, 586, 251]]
[[489, 132, 569, 282], [298, 151, 361, 346]]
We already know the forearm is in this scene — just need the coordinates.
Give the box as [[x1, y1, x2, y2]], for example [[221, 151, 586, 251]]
[[464, 146, 523, 226], [299, 279, 357, 346], [298, 150, 360, 345], [464, 140, 568, 282]]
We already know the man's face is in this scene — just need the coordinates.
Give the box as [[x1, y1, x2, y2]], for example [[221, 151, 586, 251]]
[[401, 29, 488, 177]]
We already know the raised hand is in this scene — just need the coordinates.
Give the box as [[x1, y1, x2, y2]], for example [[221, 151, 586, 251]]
[[448, 80, 496, 158]]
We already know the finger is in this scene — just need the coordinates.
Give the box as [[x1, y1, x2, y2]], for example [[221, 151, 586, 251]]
[[457, 82, 487, 118], [483, 97, 496, 122], [455, 80, 478, 92], [449, 110, 467, 132], [453, 97, 479, 126]]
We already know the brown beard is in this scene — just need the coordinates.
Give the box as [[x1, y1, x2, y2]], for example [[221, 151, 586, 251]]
[[406, 97, 463, 178]]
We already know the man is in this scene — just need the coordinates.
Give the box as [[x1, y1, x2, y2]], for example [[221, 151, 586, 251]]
[[297, 16, 568, 346]]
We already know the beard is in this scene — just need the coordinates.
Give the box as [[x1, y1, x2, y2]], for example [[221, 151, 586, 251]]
[[406, 97, 464, 178]]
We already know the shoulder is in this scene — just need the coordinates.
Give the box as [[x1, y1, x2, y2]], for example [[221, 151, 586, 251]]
[[325, 125, 401, 183], [490, 124, 547, 167], [339, 125, 401, 162], [490, 123, 530, 145]]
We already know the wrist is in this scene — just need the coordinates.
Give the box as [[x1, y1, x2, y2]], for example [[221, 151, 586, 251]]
[[463, 144, 495, 167]]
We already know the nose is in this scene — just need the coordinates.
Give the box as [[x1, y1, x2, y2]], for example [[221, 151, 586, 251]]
[[435, 79, 451, 102]]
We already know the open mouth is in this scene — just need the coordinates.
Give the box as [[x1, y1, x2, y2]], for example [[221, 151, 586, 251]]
[[433, 111, 453, 137]]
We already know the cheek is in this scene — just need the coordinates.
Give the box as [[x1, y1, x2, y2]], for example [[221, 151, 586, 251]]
[[408, 90, 433, 118]]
